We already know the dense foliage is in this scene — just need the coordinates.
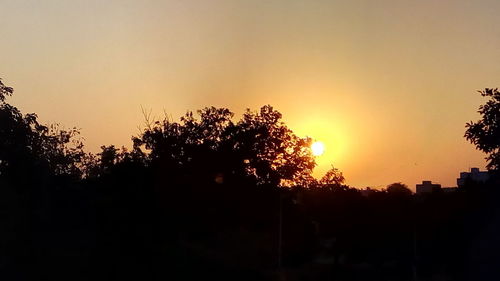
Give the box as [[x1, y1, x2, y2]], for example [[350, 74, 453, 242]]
[[465, 88, 500, 170], [0, 79, 89, 182], [132, 105, 316, 186]]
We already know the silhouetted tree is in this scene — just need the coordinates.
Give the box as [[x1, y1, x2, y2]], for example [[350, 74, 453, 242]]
[[98, 145, 120, 173], [133, 105, 316, 186], [465, 88, 500, 170], [234, 105, 316, 186], [318, 166, 345, 189], [0, 78, 13, 102], [0, 78, 88, 181], [386, 182, 412, 196]]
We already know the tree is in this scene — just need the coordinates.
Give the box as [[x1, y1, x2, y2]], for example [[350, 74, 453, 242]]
[[0, 78, 88, 181], [319, 166, 345, 188], [0, 78, 13, 102], [465, 88, 500, 170], [233, 105, 316, 186], [133, 105, 316, 186], [386, 182, 412, 196]]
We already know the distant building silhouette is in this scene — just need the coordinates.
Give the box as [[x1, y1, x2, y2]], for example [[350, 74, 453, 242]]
[[416, 181, 441, 194], [457, 168, 489, 188]]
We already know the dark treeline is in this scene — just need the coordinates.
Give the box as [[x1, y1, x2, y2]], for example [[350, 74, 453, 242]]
[[1, 78, 500, 281]]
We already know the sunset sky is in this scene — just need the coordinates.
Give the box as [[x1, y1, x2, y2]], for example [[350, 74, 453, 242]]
[[2, 0, 499, 189]]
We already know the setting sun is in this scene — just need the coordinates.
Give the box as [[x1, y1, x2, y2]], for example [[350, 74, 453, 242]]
[[311, 141, 325, 156]]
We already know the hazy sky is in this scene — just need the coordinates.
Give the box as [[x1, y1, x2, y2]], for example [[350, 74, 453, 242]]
[[2, 0, 499, 189]]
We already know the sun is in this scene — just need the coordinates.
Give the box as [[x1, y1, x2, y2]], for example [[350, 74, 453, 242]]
[[311, 141, 325, 156]]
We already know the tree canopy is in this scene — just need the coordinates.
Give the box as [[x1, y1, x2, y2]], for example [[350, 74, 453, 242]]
[[386, 182, 412, 196], [0, 78, 337, 188], [132, 105, 316, 186], [0, 78, 89, 182], [465, 88, 500, 170]]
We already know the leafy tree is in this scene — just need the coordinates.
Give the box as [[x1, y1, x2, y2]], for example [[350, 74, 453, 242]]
[[132, 107, 237, 186], [319, 166, 345, 189], [386, 182, 412, 196], [234, 105, 315, 186], [133, 105, 316, 186], [465, 88, 500, 170], [293, 173, 318, 188], [0, 78, 13, 102], [84, 145, 147, 178], [98, 145, 120, 173], [0, 78, 88, 181]]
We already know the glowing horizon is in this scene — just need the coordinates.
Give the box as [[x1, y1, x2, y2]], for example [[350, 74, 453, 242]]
[[2, 0, 496, 189]]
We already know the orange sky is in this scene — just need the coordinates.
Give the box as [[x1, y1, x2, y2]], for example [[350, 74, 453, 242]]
[[2, 0, 499, 189]]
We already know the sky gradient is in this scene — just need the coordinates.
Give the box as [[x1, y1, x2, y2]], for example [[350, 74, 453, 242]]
[[2, 0, 499, 189]]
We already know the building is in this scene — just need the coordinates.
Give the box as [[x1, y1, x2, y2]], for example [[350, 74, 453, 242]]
[[416, 181, 441, 194], [457, 168, 489, 188]]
